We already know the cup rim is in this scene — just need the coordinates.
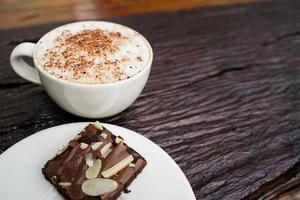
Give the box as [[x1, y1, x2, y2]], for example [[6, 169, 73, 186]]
[[33, 21, 153, 88]]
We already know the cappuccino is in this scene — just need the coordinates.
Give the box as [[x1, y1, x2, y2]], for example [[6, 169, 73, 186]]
[[37, 22, 151, 84]]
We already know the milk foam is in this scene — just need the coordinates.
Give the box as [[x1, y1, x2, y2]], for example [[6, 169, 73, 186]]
[[35, 22, 151, 84]]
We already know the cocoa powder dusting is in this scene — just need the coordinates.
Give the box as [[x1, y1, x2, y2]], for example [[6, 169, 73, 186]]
[[43, 29, 130, 83]]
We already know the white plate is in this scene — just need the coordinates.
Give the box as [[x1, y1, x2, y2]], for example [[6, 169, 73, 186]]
[[0, 122, 196, 200]]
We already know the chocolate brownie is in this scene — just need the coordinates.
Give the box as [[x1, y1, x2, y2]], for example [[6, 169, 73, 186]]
[[42, 122, 147, 200]]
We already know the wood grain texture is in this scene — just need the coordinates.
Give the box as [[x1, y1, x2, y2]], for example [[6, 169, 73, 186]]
[[0, 0, 262, 29], [1, 0, 300, 199]]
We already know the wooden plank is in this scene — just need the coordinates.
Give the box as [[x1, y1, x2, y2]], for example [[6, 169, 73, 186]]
[[1, 0, 300, 199], [0, 0, 262, 29]]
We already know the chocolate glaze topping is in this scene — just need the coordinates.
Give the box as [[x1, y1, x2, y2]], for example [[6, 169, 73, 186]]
[[42, 123, 147, 200]]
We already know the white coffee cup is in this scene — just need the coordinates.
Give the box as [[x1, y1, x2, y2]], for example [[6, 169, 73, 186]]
[[10, 21, 153, 118]]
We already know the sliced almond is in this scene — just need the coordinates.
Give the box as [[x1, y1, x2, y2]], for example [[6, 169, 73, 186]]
[[86, 159, 102, 179], [85, 153, 94, 167], [101, 155, 134, 178], [59, 182, 71, 187], [100, 143, 112, 157], [56, 145, 68, 155], [103, 149, 112, 158], [115, 137, 123, 144], [91, 142, 103, 151], [80, 143, 89, 150], [93, 121, 103, 130], [81, 178, 118, 196], [129, 163, 136, 168], [101, 133, 108, 139]]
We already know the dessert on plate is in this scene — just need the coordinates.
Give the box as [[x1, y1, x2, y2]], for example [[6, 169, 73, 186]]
[[42, 121, 147, 200]]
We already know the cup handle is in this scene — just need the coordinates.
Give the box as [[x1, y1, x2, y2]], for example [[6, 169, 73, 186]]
[[10, 42, 41, 85]]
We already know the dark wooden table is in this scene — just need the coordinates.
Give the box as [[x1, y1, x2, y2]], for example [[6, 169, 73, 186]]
[[1, 0, 300, 199]]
